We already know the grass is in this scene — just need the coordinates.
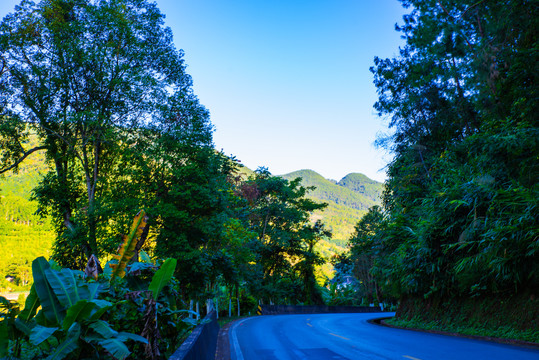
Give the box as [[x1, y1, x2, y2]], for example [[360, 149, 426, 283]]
[[217, 315, 252, 328], [386, 317, 539, 343]]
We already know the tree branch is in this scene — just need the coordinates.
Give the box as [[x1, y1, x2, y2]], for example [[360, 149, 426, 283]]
[[0, 145, 47, 174]]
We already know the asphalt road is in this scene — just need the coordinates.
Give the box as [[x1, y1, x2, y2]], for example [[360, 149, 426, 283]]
[[229, 313, 539, 360]]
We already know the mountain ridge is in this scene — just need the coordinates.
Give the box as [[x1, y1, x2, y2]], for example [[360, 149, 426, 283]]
[[279, 169, 383, 244]]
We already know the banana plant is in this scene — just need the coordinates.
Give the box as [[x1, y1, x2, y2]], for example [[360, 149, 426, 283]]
[[0, 296, 21, 357], [16, 257, 147, 360]]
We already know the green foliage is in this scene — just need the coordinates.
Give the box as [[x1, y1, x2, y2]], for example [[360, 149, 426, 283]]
[[1, 0, 214, 266], [365, 0, 538, 336], [390, 294, 539, 343], [234, 168, 331, 305], [5, 250, 191, 359], [7, 256, 146, 360], [0, 296, 21, 357], [321, 282, 361, 306], [148, 258, 177, 301], [347, 206, 386, 303]]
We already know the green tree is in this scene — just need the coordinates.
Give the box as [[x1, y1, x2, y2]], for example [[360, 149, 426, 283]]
[[370, 0, 538, 306], [348, 206, 385, 303], [236, 168, 328, 304], [296, 220, 331, 305], [0, 0, 213, 267]]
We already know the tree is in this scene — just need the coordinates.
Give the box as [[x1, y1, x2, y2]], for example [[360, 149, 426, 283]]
[[348, 206, 384, 303], [0, 0, 212, 267], [296, 220, 331, 305], [370, 0, 538, 304], [236, 168, 329, 304]]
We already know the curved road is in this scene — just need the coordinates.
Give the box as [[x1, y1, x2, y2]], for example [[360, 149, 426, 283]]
[[229, 313, 539, 360]]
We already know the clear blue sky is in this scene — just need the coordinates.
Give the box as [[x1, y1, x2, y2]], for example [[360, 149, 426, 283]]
[[0, 1, 407, 182]]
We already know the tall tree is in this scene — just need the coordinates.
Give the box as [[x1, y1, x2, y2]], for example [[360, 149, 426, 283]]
[[370, 0, 538, 303], [0, 0, 211, 267]]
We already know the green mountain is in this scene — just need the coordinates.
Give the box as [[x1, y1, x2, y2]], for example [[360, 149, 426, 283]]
[[338, 173, 384, 204], [280, 169, 383, 246]]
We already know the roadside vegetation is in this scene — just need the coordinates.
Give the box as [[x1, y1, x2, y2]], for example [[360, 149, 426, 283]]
[[1, 0, 536, 357], [336, 0, 538, 343]]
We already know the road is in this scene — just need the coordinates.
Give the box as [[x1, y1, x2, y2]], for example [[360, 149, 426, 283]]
[[229, 313, 539, 360]]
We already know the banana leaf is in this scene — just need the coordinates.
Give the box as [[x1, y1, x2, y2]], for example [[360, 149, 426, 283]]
[[139, 250, 153, 264], [18, 284, 40, 322], [32, 257, 64, 325], [15, 317, 36, 336], [78, 282, 100, 301], [29, 324, 58, 346], [98, 338, 130, 360], [110, 210, 148, 282], [48, 322, 80, 360], [149, 258, 177, 300], [0, 317, 7, 357], [45, 268, 81, 308], [89, 320, 118, 339], [62, 300, 96, 331], [117, 332, 148, 344], [89, 300, 113, 321]]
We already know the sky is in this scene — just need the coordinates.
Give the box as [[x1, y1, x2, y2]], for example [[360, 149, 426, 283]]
[[0, 1, 407, 182]]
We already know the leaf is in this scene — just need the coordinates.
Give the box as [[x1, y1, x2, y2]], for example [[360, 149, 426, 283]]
[[32, 257, 65, 325], [127, 262, 155, 274], [0, 317, 8, 357], [139, 250, 153, 264], [63, 300, 96, 331], [78, 282, 100, 301], [110, 210, 148, 282], [45, 268, 81, 309], [103, 262, 112, 278], [30, 324, 58, 346], [117, 332, 148, 344], [149, 258, 177, 300], [15, 317, 36, 336], [47, 322, 80, 360], [98, 338, 131, 360], [19, 284, 40, 322], [89, 300, 113, 321], [89, 320, 118, 339]]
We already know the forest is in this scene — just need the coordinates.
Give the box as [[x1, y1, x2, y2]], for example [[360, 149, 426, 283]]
[[342, 0, 538, 342]]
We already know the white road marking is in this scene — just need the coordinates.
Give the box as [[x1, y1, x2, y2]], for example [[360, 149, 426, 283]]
[[329, 332, 350, 341], [230, 318, 252, 360]]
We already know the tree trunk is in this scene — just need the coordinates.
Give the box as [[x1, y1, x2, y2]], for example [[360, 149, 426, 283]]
[[236, 286, 240, 317]]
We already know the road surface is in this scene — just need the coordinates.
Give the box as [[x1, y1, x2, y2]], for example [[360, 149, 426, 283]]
[[229, 313, 539, 360]]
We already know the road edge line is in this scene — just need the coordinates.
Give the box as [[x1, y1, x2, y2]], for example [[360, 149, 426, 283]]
[[230, 317, 253, 360]]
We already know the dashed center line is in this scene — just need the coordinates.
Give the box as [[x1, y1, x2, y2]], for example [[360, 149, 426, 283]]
[[307, 323, 313, 327], [329, 333, 350, 340], [403, 355, 422, 360]]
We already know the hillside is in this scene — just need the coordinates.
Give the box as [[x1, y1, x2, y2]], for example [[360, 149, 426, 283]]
[[280, 169, 383, 245], [0, 133, 54, 292]]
